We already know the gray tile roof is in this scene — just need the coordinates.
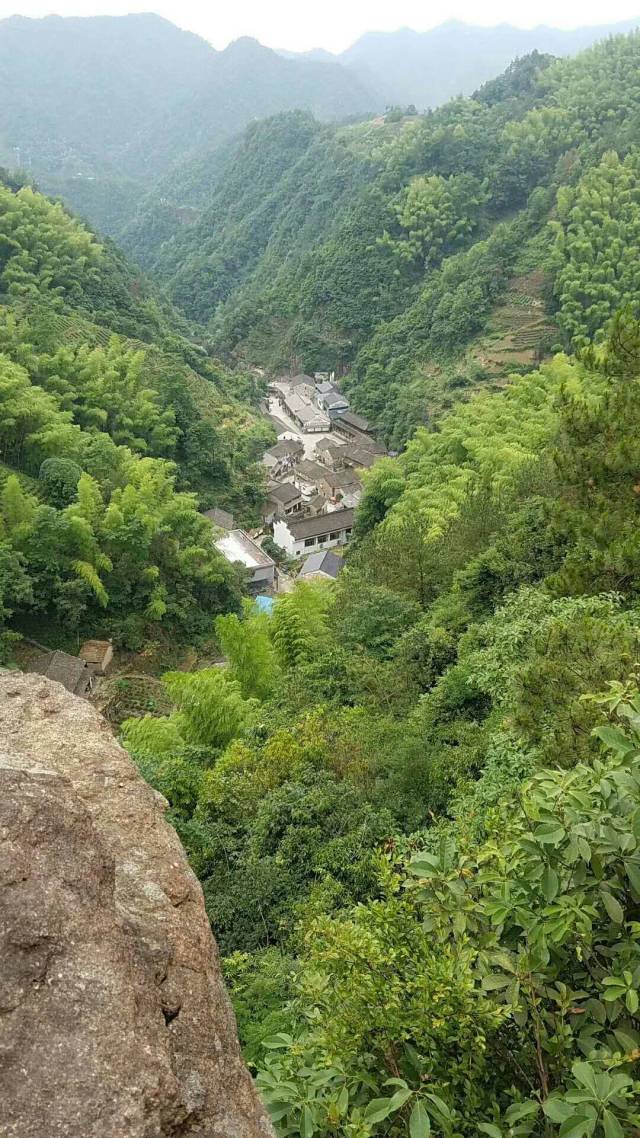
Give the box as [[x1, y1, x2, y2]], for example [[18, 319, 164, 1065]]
[[277, 507, 355, 540], [267, 482, 301, 505], [299, 550, 345, 579], [29, 650, 93, 695], [202, 507, 235, 530]]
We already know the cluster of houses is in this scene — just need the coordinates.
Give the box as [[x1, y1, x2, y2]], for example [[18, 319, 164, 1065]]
[[205, 372, 385, 590], [262, 373, 384, 559]]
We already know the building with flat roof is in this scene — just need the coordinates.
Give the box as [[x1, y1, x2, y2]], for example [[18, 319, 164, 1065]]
[[215, 529, 276, 590]]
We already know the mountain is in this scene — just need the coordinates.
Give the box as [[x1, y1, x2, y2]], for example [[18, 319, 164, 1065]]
[[286, 17, 640, 108], [125, 33, 640, 452], [0, 14, 379, 234], [127, 36, 379, 187]]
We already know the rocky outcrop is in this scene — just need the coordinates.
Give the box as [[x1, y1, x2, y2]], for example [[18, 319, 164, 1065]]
[[0, 673, 274, 1138]]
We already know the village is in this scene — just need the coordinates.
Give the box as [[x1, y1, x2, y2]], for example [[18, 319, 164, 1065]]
[[208, 372, 385, 593], [15, 375, 385, 699]]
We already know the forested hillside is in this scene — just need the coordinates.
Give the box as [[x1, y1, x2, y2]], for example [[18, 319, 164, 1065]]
[[0, 172, 270, 656], [129, 34, 640, 449], [124, 319, 640, 1136]]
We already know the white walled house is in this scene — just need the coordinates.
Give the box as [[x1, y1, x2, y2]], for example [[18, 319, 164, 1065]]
[[273, 508, 355, 559]]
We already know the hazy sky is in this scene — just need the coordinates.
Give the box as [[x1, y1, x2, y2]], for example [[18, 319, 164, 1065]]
[[1, 0, 639, 52]]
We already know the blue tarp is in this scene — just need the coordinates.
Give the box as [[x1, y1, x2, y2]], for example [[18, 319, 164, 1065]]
[[254, 595, 275, 615]]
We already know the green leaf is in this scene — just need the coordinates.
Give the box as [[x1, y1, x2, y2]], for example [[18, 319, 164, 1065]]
[[601, 891, 624, 924], [301, 1105, 315, 1138], [625, 987, 639, 1014], [410, 1100, 431, 1138], [542, 865, 559, 902], [336, 1086, 349, 1116], [558, 1113, 595, 1138], [478, 1125, 502, 1138], [505, 1101, 539, 1123], [544, 1099, 575, 1124], [482, 973, 512, 990], [602, 1110, 624, 1138], [625, 859, 640, 895], [572, 1063, 599, 1095], [424, 1093, 451, 1121], [388, 1088, 412, 1111], [593, 725, 634, 754], [534, 822, 565, 845], [261, 1033, 293, 1049], [363, 1097, 398, 1125], [266, 1103, 290, 1123]]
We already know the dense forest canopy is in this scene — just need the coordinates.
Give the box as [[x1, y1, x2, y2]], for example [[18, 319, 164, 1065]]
[[0, 174, 270, 654]]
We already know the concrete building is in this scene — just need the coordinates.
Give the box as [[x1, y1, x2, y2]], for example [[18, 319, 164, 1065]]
[[273, 508, 355, 559], [215, 529, 276, 590], [316, 388, 349, 414]]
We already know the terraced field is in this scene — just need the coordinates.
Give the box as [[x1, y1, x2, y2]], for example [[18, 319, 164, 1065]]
[[472, 271, 558, 375]]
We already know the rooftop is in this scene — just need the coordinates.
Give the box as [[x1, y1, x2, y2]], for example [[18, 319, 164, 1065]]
[[265, 439, 303, 459], [295, 459, 328, 482], [322, 391, 350, 409], [202, 506, 235, 530], [277, 507, 355, 541], [27, 650, 93, 695], [321, 468, 361, 492], [289, 373, 315, 386], [299, 550, 345, 579], [333, 409, 374, 433], [267, 482, 301, 505], [215, 529, 275, 570]]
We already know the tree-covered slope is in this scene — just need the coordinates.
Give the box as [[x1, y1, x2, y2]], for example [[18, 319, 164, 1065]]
[[0, 173, 270, 655], [122, 312, 640, 1136], [133, 34, 640, 448]]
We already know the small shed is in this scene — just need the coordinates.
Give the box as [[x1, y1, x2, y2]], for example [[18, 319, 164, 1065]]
[[299, 550, 344, 581], [202, 507, 235, 532], [28, 650, 94, 697], [79, 639, 113, 676]]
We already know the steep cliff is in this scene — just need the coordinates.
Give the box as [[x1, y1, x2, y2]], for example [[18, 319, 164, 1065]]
[[0, 672, 273, 1138]]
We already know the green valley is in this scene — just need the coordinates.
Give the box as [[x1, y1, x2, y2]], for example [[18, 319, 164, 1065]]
[[2, 15, 640, 1138]]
